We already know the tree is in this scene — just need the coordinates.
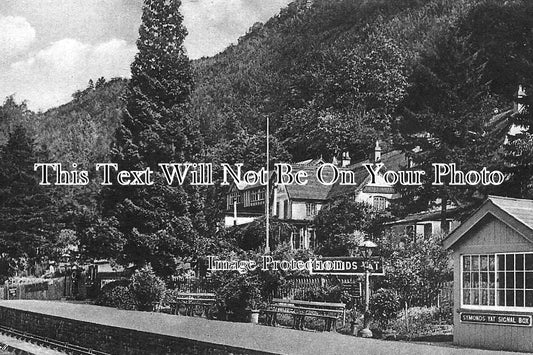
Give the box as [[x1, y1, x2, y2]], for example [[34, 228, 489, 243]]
[[0, 96, 35, 145], [78, 216, 126, 261], [103, 0, 209, 278], [0, 126, 60, 273], [114, 0, 199, 170], [225, 216, 296, 251], [277, 35, 409, 161], [313, 196, 391, 256], [129, 265, 165, 311], [378, 232, 452, 307], [394, 8, 509, 228], [477, 1, 533, 198]]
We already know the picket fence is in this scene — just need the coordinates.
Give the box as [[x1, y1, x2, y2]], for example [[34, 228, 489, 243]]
[[172, 275, 451, 308]]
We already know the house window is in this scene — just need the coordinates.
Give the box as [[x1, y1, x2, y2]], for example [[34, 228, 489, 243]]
[[306, 203, 317, 216], [284, 200, 289, 219], [462, 254, 496, 306], [291, 231, 299, 250], [251, 189, 265, 202], [227, 192, 241, 209], [373, 196, 387, 211], [461, 253, 533, 308], [291, 229, 312, 250]]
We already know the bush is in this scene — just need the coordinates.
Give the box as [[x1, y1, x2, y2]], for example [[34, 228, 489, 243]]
[[95, 279, 136, 310], [389, 306, 439, 339], [213, 271, 262, 322], [369, 288, 400, 329], [130, 265, 166, 311], [436, 301, 453, 325]]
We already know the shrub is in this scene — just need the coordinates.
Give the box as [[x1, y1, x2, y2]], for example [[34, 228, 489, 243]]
[[369, 288, 400, 329], [130, 265, 166, 311], [436, 301, 454, 325], [389, 306, 439, 339], [213, 271, 262, 322], [95, 279, 136, 310]]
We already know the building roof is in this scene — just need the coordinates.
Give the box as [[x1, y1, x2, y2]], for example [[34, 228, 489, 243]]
[[230, 171, 274, 191], [227, 150, 406, 203], [385, 206, 462, 226], [327, 150, 406, 200], [484, 108, 517, 142], [294, 157, 326, 166], [284, 166, 338, 200], [443, 195, 533, 249], [490, 195, 533, 230]]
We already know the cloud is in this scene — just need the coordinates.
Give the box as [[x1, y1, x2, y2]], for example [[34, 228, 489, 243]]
[[181, 0, 291, 58], [2, 38, 137, 111], [0, 15, 36, 58], [0, 0, 292, 109]]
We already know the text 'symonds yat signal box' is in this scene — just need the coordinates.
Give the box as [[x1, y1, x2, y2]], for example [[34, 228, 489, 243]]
[[444, 196, 533, 353]]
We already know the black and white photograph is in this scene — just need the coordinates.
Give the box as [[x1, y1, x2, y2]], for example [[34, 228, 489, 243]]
[[0, 0, 533, 354]]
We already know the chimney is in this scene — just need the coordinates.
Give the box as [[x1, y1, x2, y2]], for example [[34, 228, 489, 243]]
[[517, 85, 527, 114], [341, 152, 351, 167], [374, 140, 382, 162]]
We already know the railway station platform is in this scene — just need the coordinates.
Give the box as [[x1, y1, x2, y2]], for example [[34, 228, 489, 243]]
[[0, 300, 520, 354]]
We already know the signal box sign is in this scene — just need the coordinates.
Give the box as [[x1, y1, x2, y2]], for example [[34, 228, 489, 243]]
[[310, 257, 384, 276], [460, 313, 532, 327]]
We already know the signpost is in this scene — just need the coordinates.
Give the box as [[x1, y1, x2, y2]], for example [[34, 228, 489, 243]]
[[313, 238, 385, 338], [310, 254, 385, 337], [309, 256, 384, 276]]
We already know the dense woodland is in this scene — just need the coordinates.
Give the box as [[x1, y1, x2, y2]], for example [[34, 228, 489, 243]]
[[1, 0, 533, 280]]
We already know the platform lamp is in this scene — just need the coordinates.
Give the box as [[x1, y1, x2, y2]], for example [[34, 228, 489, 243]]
[[358, 239, 377, 338]]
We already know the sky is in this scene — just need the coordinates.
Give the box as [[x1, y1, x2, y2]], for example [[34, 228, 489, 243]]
[[0, 0, 291, 111]]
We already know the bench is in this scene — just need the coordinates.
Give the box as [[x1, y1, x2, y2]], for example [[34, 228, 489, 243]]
[[263, 298, 345, 331], [168, 292, 216, 318]]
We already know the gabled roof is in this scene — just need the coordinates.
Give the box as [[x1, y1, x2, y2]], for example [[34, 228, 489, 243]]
[[327, 150, 406, 200], [227, 150, 406, 202], [443, 195, 533, 250], [294, 157, 326, 166], [326, 168, 368, 200], [230, 171, 274, 191], [284, 166, 337, 200]]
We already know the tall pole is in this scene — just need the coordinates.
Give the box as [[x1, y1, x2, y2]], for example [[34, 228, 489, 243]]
[[233, 198, 237, 226], [358, 245, 374, 338], [265, 115, 270, 253], [365, 268, 370, 315]]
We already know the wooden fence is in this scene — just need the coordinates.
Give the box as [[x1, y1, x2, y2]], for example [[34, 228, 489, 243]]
[[172, 275, 363, 302], [171, 276, 216, 293], [172, 275, 451, 310], [0, 275, 86, 301]]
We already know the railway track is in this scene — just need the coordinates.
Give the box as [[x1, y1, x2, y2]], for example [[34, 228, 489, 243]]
[[0, 325, 110, 355]]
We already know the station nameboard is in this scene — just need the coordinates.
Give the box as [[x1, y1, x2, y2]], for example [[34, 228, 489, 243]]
[[310, 257, 384, 276], [460, 312, 532, 327]]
